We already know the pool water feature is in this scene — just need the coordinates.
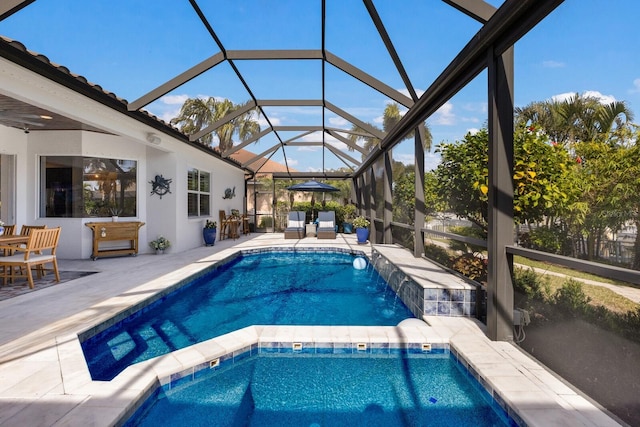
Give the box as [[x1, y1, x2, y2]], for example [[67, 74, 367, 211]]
[[82, 250, 414, 381], [124, 352, 509, 426]]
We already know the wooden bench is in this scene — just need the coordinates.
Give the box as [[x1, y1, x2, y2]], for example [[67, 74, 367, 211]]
[[85, 221, 145, 260]]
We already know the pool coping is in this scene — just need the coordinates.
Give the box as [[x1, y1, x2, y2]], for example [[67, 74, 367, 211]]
[[0, 236, 624, 427]]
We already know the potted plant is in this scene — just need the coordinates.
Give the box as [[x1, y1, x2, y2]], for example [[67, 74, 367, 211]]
[[341, 204, 356, 234], [203, 219, 217, 246], [149, 236, 171, 254], [110, 207, 122, 222], [352, 216, 370, 244]]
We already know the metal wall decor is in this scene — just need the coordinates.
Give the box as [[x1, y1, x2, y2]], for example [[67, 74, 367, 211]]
[[222, 186, 235, 199], [149, 174, 172, 199]]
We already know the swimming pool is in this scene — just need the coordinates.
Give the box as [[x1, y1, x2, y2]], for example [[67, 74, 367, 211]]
[[81, 250, 414, 381], [124, 351, 510, 426]]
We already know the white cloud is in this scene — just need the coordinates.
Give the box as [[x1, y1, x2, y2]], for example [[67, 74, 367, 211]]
[[466, 128, 480, 136], [425, 152, 441, 171], [159, 109, 180, 123], [552, 91, 616, 104], [329, 116, 348, 127], [306, 166, 322, 172], [432, 102, 455, 125], [542, 60, 565, 68], [461, 102, 487, 114], [259, 116, 279, 126], [160, 94, 189, 105], [398, 88, 424, 99], [286, 158, 299, 166], [631, 78, 640, 93], [297, 146, 320, 152], [394, 153, 414, 166]]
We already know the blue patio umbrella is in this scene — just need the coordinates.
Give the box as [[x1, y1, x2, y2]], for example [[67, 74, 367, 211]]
[[287, 180, 339, 220]]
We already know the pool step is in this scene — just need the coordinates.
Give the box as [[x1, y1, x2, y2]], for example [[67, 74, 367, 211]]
[[151, 320, 195, 351]]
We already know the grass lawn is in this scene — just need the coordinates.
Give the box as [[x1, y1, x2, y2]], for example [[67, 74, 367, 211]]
[[540, 274, 639, 314], [513, 255, 639, 288]]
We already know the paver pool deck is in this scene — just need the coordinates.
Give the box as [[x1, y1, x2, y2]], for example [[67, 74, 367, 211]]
[[0, 233, 623, 426]]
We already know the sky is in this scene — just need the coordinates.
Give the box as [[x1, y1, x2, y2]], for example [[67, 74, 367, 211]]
[[1, 0, 639, 173]]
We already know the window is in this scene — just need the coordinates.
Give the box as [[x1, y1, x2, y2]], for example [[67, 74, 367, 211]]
[[187, 168, 210, 217], [41, 156, 137, 218]]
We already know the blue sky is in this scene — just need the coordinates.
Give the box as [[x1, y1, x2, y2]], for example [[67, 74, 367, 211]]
[[1, 0, 639, 173]]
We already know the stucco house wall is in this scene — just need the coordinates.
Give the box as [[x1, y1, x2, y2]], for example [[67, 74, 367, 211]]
[[0, 56, 247, 259]]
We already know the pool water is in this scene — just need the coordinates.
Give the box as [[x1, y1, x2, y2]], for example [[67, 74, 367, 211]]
[[125, 353, 508, 427], [82, 251, 414, 380]]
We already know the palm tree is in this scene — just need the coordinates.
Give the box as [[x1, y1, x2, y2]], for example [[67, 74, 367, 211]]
[[170, 97, 261, 152], [516, 93, 634, 145], [347, 102, 432, 160]]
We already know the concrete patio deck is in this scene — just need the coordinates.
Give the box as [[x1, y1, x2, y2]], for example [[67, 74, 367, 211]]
[[0, 233, 624, 426]]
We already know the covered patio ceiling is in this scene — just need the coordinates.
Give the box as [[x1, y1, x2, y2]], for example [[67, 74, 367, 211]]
[[0, 0, 561, 180]]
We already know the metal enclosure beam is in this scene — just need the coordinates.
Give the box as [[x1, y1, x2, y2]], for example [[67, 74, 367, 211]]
[[325, 102, 385, 140], [414, 132, 426, 257], [0, 0, 33, 20], [354, 0, 564, 177], [128, 53, 225, 111], [369, 167, 377, 243], [357, 174, 365, 214], [442, 0, 496, 23], [486, 46, 515, 341], [383, 150, 393, 243], [190, 100, 257, 142], [325, 51, 413, 108]]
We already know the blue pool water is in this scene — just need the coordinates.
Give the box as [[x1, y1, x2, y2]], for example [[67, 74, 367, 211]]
[[82, 251, 414, 380], [125, 353, 509, 427]]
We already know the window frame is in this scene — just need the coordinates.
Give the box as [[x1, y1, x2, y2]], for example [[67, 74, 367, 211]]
[[187, 167, 211, 217], [39, 155, 138, 219]]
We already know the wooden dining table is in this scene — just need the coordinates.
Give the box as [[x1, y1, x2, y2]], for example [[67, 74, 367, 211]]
[[0, 235, 29, 255]]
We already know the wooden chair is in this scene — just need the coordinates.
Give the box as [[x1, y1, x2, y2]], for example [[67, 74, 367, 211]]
[[2, 224, 16, 236], [14, 224, 47, 257], [219, 210, 231, 240], [0, 225, 16, 257], [0, 227, 61, 289], [242, 214, 250, 235], [20, 224, 47, 236]]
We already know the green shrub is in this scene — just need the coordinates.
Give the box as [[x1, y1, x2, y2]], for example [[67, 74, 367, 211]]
[[519, 226, 571, 255], [513, 267, 550, 301], [447, 225, 486, 253], [424, 244, 453, 267], [341, 204, 356, 222], [553, 279, 591, 316], [259, 215, 273, 228], [451, 253, 487, 282]]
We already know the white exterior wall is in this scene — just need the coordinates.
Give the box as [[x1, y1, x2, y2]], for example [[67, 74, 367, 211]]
[[0, 126, 28, 227], [0, 57, 247, 259]]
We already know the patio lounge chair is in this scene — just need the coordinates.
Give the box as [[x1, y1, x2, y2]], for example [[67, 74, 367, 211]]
[[316, 211, 336, 239], [284, 211, 306, 239]]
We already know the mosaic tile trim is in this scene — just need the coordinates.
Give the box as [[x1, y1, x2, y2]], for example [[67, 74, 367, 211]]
[[371, 249, 478, 318], [239, 247, 368, 257], [160, 342, 450, 391]]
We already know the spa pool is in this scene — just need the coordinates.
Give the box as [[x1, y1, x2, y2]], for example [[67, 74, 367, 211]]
[[124, 351, 510, 426]]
